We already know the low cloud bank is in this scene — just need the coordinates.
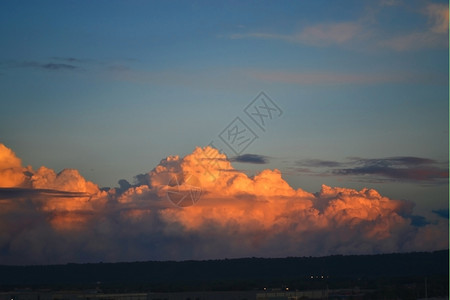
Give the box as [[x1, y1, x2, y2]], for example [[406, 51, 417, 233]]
[[0, 143, 447, 265]]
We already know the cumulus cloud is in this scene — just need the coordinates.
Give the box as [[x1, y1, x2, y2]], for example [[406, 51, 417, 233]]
[[0, 143, 447, 265]]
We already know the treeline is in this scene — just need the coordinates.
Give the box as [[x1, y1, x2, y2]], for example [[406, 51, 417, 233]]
[[0, 250, 447, 293]]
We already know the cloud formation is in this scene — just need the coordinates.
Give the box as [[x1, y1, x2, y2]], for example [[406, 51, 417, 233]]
[[0, 143, 447, 265], [230, 154, 268, 164], [296, 156, 448, 183], [246, 69, 448, 86], [1, 57, 123, 73], [230, 22, 364, 47], [433, 209, 449, 219], [230, 1, 448, 52], [378, 2, 448, 51], [12, 61, 79, 71]]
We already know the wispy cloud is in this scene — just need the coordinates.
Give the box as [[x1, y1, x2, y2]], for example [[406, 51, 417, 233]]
[[15, 61, 79, 71], [247, 70, 428, 85], [379, 31, 447, 51], [229, 2, 448, 52], [378, 2, 448, 51], [433, 209, 449, 219], [296, 159, 342, 168], [50, 57, 92, 64], [249, 69, 447, 85], [230, 22, 365, 47], [0, 187, 91, 200], [426, 3, 448, 34], [296, 156, 448, 183], [379, 0, 403, 7], [292, 22, 364, 46], [1, 57, 137, 74], [333, 157, 448, 182]]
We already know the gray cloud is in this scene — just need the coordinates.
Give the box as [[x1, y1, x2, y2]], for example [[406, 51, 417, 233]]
[[41, 63, 78, 70], [2, 57, 99, 72], [333, 157, 448, 182], [295, 156, 448, 182], [0, 187, 91, 199], [348, 156, 436, 166], [297, 159, 342, 168], [13, 61, 79, 71], [51, 57, 91, 63], [432, 209, 449, 219], [409, 215, 430, 227], [230, 154, 269, 164]]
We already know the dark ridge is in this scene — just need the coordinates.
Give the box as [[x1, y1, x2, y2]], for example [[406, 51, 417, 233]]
[[0, 250, 447, 292]]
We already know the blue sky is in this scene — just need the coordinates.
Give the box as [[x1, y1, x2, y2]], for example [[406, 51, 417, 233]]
[[1, 0, 448, 223]]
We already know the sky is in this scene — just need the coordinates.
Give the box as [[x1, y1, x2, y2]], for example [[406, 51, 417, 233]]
[[0, 0, 448, 265]]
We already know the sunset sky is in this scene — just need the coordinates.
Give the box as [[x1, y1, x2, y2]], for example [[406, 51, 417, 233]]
[[0, 0, 448, 264]]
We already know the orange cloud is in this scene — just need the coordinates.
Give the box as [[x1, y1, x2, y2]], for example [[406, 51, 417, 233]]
[[126, 147, 439, 256], [0, 144, 29, 188], [0, 143, 447, 264], [29, 167, 106, 230], [0, 144, 106, 231]]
